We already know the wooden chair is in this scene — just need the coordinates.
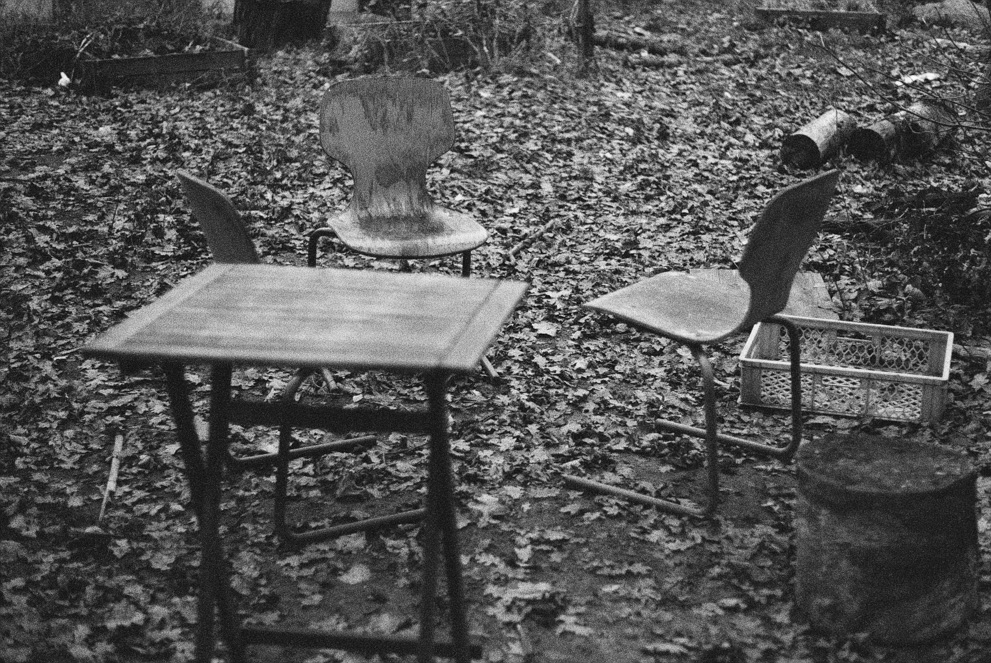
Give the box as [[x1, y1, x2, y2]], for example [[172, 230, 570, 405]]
[[309, 76, 488, 277], [310, 76, 496, 377], [564, 170, 840, 518], [176, 170, 422, 543]]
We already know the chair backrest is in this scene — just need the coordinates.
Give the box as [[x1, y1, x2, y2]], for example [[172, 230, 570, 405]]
[[318, 77, 455, 218], [176, 170, 260, 264], [739, 169, 840, 327]]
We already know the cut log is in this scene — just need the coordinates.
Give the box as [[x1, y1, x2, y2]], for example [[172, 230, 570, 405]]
[[848, 116, 899, 162], [849, 101, 957, 162], [795, 433, 979, 644], [780, 109, 856, 170], [593, 31, 686, 56]]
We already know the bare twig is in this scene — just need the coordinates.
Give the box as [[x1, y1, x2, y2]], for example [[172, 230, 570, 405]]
[[508, 216, 562, 257], [816, 34, 989, 132], [97, 431, 125, 525]]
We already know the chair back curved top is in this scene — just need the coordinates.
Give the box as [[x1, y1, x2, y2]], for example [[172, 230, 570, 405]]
[[318, 77, 455, 220], [739, 169, 839, 328], [176, 170, 260, 264]]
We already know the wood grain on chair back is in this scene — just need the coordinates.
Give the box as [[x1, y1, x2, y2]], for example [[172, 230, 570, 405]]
[[176, 171, 260, 264], [318, 77, 455, 219], [739, 169, 840, 327]]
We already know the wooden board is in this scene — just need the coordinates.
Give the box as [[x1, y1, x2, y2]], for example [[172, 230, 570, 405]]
[[694, 269, 838, 320], [81, 40, 252, 90], [82, 264, 528, 375], [755, 8, 885, 31]]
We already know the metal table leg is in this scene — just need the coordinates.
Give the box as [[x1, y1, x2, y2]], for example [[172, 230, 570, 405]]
[[420, 372, 471, 663], [163, 363, 245, 663]]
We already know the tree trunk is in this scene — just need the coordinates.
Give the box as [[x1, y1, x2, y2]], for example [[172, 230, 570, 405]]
[[780, 109, 856, 170], [234, 0, 331, 50], [571, 0, 595, 73]]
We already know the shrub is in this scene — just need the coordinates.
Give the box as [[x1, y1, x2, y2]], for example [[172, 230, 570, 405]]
[[330, 0, 553, 73], [0, 0, 228, 85]]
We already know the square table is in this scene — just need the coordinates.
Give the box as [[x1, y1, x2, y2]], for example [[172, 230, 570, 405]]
[[82, 263, 528, 663]]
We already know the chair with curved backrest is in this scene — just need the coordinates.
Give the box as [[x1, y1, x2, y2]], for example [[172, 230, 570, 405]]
[[308, 76, 488, 278], [176, 171, 260, 265], [310, 76, 498, 379], [176, 170, 421, 544], [564, 170, 840, 518]]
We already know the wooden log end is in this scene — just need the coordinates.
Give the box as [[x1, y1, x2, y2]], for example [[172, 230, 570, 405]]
[[780, 134, 821, 170], [849, 125, 892, 162], [781, 109, 856, 169]]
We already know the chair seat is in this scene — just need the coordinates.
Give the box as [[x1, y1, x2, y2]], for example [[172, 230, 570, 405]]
[[329, 205, 488, 259], [585, 270, 751, 344]]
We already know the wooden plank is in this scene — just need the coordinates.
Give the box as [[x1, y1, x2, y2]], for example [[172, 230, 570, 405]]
[[692, 269, 839, 320], [443, 280, 529, 371], [82, 41, 252, 90], [754, 8, 885, 31], [89, 50, 246, 79], [84, 264, 230, 358]]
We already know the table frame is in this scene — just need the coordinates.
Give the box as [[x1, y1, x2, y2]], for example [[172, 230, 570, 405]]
[[163, 361, 480, 662], [83, 264, 526, 662]]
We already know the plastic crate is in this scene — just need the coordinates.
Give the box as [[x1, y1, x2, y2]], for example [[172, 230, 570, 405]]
[[739, 315, 952, 423]]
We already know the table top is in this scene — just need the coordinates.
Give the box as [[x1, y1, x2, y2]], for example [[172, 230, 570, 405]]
[[82, 264, 528, 374]]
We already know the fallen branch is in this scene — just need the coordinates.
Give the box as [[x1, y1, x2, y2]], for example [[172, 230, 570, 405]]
[[97, 431, 125, 525], [953, 344, 991, 362], [509, 217, 562, 257]]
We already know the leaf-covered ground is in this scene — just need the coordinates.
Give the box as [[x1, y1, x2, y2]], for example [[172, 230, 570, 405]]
[[2, 1, 991, 662]]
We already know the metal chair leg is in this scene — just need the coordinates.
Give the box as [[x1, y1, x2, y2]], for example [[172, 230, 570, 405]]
[[771, 314, 804, 461], [308, 228, 338, 267], [561, 474, 705, 517], [273, 368, 424, 545], [653, 325, 803, 461], [564, 324, 806, 518], [692, 346, 720, 517], [562, 344, 718, 518], [227, 369, 374, 470]]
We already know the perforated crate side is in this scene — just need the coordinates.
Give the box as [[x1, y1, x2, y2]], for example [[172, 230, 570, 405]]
[[739, 316, 952, 423]]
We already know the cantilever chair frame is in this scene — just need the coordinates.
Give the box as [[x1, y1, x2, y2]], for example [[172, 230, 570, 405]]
[[176, 170, 424, 543], [565, 170, 840, 518]]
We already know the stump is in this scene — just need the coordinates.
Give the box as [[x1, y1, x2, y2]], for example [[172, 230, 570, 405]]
[[795, 433, 979, 644]]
